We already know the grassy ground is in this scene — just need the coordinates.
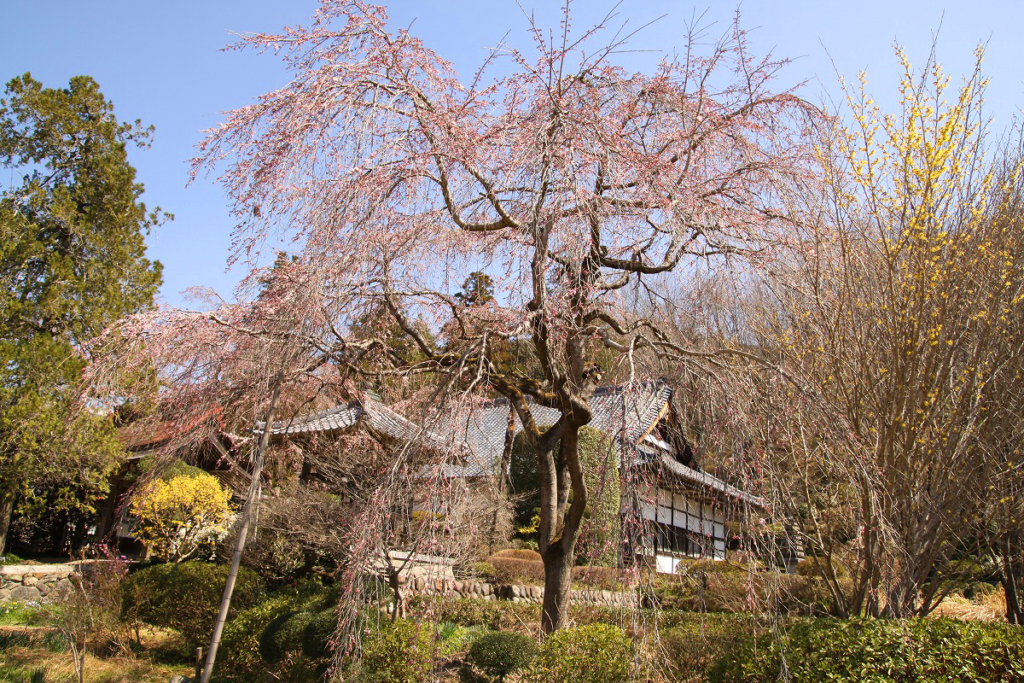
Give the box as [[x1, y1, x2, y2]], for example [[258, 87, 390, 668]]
[[0, 624, 192, 683]]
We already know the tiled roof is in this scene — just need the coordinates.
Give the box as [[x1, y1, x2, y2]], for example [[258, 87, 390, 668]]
[[263, 381, 760, 505], [638, 447, 766, 508], [444, 381, 673, 478], [260, 397, 454, 454]]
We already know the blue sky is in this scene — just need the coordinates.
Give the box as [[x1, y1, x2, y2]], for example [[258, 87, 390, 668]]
[[3, 1, 1021, 308]]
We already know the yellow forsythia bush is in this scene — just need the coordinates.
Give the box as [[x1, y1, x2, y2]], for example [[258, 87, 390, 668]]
[[129, 470, 234, 562]]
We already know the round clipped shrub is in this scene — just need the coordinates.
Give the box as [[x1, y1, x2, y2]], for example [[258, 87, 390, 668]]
[[302, 608, 337, 659], [260, 609, 314, 663], [124, 562, 263, 649], [467, 631, 538, 682], [215, 593, 300, 681], [526, 624, 631, 683], [359, 619, 434, 683]]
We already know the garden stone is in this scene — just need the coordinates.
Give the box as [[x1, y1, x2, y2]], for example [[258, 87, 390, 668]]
[[10, 585, 42, 602]]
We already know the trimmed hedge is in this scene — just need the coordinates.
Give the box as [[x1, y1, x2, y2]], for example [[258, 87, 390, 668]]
[[490, 549, 542, 562], [709, 617, 1024, 683], [525, 623, 632, 683], [214, 593, 301, 681], [489, 556, 546, 585], [124, 561, 264, 650], [213, 583, 344, 682]]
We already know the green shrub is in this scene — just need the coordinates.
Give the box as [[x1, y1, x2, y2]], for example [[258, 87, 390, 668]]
[[409, 597, 540, 632], [795, 556, 850, 580], [258, 600, 339, 663], [302, 607, 337, 659], [359, 619, 434, 683], [260, 609, 314, 663], [0, 552, 23, 565], [124, 562, 264, 649], [213, 583, 338, 682], [467, 631, 537, 682], [526, 624, 631, 683], [214, 593, 300, 681], [709, 617, 1024, 683], [964, 581, 999, 601], [660, 615, 759, 680]]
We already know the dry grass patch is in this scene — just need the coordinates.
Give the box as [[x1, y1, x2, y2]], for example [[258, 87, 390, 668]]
[[0, 645, 191, 683], [931, 588, 1007, 622], [0, 624, 192, 683]]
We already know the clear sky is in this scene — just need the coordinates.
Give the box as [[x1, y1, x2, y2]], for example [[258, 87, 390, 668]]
[[3, 0, 1022, 308]]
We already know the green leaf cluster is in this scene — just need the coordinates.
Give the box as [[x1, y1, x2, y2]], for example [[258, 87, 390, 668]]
[[0, 73, 165, 528]]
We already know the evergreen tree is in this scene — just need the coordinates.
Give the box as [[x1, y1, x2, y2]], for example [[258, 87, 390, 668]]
[[455, 271, 495, 306], [0, 74, 166, 553]]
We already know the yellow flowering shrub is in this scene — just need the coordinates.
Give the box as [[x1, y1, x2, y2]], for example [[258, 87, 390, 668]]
[[765, 43, 1024, 618], [129, 470, 234, 563]]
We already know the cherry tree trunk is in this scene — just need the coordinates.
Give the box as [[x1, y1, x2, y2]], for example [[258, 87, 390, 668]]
[[541, 543, 574, 633]]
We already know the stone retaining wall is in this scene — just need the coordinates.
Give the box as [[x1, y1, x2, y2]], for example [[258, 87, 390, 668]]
[[401, 576, 636, 607], [0, 564, 77, 603], [2, 563, 636, 608]]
